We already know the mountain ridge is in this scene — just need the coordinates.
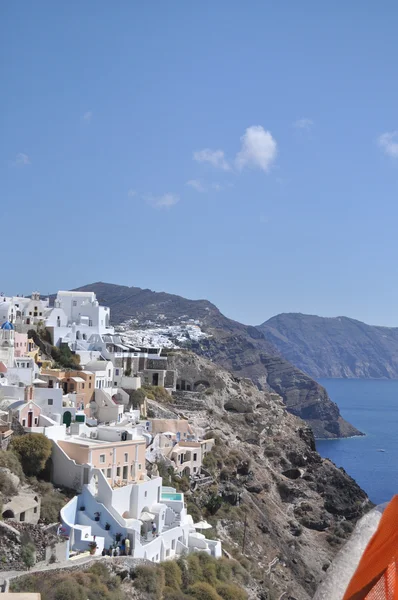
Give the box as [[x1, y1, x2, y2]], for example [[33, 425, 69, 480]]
[[259, 312, 398, 379], [72, 282, 361, 438]]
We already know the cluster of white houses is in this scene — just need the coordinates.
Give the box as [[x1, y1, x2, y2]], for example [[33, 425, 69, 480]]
[[0, 291, 220, 562]]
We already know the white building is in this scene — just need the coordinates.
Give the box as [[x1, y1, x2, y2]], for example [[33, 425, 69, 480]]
[[46, 291, 114, 347], [7, 356, 39, 386], [84, 360, 114, 390], [0, 300, 16, 327], [55, 427, 221, 562], [0, 292, 50, 329]]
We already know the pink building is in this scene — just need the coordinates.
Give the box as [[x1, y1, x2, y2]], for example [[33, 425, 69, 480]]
[[14, 332, 28, 357]]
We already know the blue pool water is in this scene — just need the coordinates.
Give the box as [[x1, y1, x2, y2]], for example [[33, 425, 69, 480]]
[[316, 378, 398, 505], [161, 492, 182, 501]]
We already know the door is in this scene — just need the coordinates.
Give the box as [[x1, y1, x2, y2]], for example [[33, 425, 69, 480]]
[[123, 466, 128, 480], [28, 412, 33, 427], [63, 411, 72, 427], [152, 373, 159, 386]]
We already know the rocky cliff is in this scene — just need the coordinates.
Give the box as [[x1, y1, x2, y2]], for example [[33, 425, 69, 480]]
[[259, 313, 398, 379], [153, 351, 371, 599], [73, 282, 361, 438]]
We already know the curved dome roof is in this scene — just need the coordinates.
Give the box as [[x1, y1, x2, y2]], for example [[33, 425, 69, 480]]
[[1, 321, 14, 330]]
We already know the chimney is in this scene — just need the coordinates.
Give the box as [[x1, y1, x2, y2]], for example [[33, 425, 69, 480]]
[[24, 385, 34, 403]]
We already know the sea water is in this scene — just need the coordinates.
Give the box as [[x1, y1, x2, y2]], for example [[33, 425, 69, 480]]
[[316, 379, 398, 505]]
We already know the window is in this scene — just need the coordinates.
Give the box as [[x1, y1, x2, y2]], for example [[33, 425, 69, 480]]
[[166, 549, 170, 557], [22, 419, 26, 427], [131, 465, 134, 476], [48, 399, 53, 406], [89, 383, 91, 389], [156, 554, 159, 561], [82, 383, 85, 389], [144, 491, 147, 498], [162, 513, 165, 520], [99, 454, 105, 464], [108, 369, 111, 377], [107, 468, 112, 478], [171, 539, 176, 550], [34, 417, 38, 425], [124, 453, 128, 462], [138, 464, 142, 470], [34, 507, 38, 513], [116, 467, 121, 477], [69, 384, 74, 391], [39, 312, 42, 316], [115, 369, 119, 376], [89, 319, 93, 327], [193, 453, 197, 461], [29, 312, 32, 316], [20, 512, 25, 522], [73, 301, 77, 306]]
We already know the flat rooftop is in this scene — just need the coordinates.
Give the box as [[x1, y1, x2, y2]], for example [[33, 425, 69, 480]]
[[61, 435, 145, 447]]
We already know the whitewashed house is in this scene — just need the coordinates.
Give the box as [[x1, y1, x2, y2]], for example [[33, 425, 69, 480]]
[[46, 291, 114, 347], [55, 426, 221, 562]]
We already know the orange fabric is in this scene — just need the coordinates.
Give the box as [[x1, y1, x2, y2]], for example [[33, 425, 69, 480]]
[[344, 495, 398, 600]]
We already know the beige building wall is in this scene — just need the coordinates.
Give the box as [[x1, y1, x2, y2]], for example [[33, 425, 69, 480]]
[[58, 440, 90, 464], [58, 439, 146, 487], [150, 419, 193, 437]]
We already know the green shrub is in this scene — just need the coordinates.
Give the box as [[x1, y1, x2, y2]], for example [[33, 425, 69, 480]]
[[215, 558, 233, 582], [230, 560, 250, 585], [20, 543, 35, 569], [129, 388, 146, 408], [187, 581, 222, 600], [142, 385, 172, 403], [133, 565, 165, 600], [0, 470, 18, 496], [53, 578, 86, 600], [215, 583, 248, 600], [0, 449, 24, 481], [201, 562, 217, 586], [187, 500, 202, 523], [51, 345, 81, 370], [160, 560, 182, 589], [186, 554, 203, 585], [163, 587, 191, 600], [11, 434, 52, 477], [205, 493, 222, 515], [202, 453, 217, 475], [40, 492, 66, 523]]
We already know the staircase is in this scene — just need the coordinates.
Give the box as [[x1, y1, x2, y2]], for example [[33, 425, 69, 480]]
[[171, 392, 208, 421]]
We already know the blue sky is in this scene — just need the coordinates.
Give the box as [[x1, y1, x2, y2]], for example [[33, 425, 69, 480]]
[[2, 2, 398, 326]]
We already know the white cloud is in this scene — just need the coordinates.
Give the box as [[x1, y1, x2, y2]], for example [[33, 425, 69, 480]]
[[127, 189, 136, 197], [186, 179, 205, 192], [83, 110, 93, 123], [235, 125, 277, 173], [193, 149, 230, 171], [378, 131, 398, 158], [148, 193, 180, 209], [294, 117, 314, 129], [12, 153, 30, 166]]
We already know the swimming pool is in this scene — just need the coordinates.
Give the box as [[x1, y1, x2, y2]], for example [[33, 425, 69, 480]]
[[161, 492, 183, 501]]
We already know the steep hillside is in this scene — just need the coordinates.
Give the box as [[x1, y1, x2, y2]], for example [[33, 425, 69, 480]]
[[259, 313, 398, 379], [149, 351, 371, 599], [74, 283, 361, 438]]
